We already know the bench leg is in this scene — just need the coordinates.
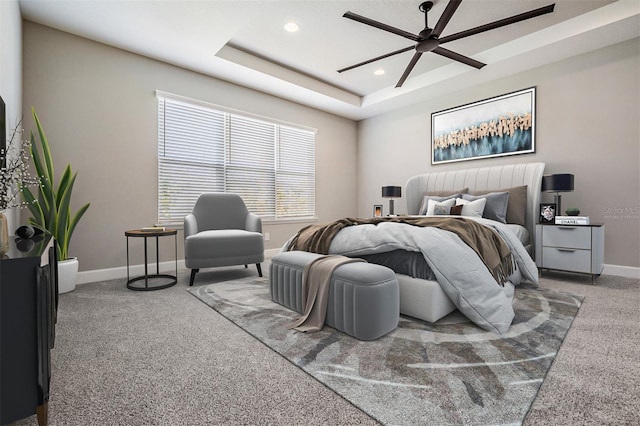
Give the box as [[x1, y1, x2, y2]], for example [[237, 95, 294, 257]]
[[256, 263, 263, 277], [189, 268, 199, 286]]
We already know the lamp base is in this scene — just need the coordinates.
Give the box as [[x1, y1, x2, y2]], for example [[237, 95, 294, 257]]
[[553, 193, 562, 217], [388, 199, 395, 216]]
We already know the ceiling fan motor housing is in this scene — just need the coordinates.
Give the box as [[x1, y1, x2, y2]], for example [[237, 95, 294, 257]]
[[417, 38, 438, 52]]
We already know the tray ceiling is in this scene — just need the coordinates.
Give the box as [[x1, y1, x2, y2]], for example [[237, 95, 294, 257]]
[[19, 0, 640, 120]]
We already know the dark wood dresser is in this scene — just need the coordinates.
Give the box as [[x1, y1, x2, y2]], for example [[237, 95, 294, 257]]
[[1, 235, 57, 425]]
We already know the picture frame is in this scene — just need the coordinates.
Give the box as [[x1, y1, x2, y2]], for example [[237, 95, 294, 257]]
[[373, 204, 383, 218], [431, 87, 536, 165], [539, 203, 556, 223]]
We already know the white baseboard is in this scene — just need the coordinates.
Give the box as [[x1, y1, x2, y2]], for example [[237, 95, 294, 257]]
[[77, 251, 282, 285], [602, 264, 640, 279], [76, 256, 639, 285], [77, 260, 186, 285]]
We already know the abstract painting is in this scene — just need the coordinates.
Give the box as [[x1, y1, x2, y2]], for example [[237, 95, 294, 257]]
[[432, 87, 536, 164]]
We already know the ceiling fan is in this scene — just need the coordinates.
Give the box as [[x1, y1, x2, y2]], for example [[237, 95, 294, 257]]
[[338, 0, 555, 87]]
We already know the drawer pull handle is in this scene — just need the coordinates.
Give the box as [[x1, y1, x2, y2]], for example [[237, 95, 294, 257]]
[[558, 227, 576, 230], [556, 248, 576, 253]]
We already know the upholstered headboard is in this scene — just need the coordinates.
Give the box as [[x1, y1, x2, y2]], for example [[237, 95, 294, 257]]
[[405, 162, 545, 250]]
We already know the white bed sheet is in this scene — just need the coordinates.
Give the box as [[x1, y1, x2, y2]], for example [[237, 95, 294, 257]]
[[504, 223, 529, 246]]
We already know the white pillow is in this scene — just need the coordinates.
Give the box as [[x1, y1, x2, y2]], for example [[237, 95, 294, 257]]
[[455, 197, 486, 218], [426, 198, 456, 215]]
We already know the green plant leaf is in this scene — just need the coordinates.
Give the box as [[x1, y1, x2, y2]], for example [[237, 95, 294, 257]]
[[32, 108, 54, 185], [56, 165, 73, 208], [55, 171, 77, 260], [65, 202, 91, 259], [21, 187, 45, 227], [29, 132, 53, 213], [26, 108, 90, 261]]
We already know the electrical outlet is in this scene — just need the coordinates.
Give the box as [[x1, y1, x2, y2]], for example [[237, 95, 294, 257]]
[[264, 232, 270, 241]]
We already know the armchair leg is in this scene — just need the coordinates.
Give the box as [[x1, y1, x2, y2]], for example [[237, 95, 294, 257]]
[[189, 269, 199, 286], [256, 263, 263, 277]]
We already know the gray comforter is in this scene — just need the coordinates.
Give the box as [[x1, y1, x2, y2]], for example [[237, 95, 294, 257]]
[[313, 217, 538, 334]]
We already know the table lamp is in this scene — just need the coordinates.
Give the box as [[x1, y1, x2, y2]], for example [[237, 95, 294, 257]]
[[382, 186, 401, 215], [541, 173, 574, 215]]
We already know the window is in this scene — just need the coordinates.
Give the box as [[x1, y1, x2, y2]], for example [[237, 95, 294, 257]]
[[157, 92, 316, 224]]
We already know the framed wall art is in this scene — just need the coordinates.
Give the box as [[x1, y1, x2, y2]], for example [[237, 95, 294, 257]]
[[373, 204, 383, 218], [539, 203, 556, 223], [431, 87, 536, 165]]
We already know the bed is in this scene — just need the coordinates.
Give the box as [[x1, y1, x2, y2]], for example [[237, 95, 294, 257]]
[[284, 162, 545, 334]]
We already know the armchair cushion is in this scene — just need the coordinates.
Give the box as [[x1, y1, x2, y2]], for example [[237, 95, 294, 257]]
[[185, 230, 264, 268]]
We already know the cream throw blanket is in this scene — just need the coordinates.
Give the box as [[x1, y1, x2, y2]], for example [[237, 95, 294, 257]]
[[289, 255, 365, 333]]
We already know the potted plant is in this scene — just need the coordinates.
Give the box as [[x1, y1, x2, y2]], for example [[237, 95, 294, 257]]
[[22, 108, 90, 293]]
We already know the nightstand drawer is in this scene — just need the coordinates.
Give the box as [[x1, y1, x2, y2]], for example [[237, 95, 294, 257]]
[[542, 226, 591, 249], [541, 247, 591, 273]]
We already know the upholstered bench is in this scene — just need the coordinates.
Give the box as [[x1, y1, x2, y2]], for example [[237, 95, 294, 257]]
[[269, 251, 399, 340]]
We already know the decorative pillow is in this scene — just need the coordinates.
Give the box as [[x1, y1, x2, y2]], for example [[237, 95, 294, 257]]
[[462, 192, 509, 223], [470, 185, 527, 226], [431, 202, 465, 216], [426, 198, 457, 216], [418, 193, 463, 215], [450, 204, 463, 215], [455, 197, 486, 218], [432, 204, 451, 215]]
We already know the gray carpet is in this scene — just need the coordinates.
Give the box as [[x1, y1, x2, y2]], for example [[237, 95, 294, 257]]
[[10, 264, 639, 425], [525, 271, 640, 426], [188, 277, 583, 425]]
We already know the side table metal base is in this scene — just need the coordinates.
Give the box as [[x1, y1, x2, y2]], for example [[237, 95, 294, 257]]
[[126, 274, 177, 291], [125, 228, 178, 291]]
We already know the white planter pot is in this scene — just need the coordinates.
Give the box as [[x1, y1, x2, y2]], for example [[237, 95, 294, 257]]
[[58, 258, 79, 294]]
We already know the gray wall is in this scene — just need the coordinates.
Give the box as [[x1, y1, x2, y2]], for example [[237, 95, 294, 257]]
[[22, 22, 357, 272], [0, 0, 22, 232], [357, 38, 640, 268], [20, 20, 640, 273]]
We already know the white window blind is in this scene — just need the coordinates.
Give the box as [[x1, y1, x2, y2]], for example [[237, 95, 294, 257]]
[[157, 94, 315, 224]]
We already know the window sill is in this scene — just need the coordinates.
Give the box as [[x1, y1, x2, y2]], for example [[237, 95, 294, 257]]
[[262, 217, 318, 225], [158, 217, 317, 229]]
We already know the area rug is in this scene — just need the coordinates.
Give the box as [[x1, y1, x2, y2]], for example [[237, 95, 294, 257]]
[[188, 277, 583, 426]]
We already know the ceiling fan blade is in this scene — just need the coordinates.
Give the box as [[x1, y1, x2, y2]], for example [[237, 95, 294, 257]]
[[433, 47, 485, 69], [337, 46, 415, 73], [431, 0, 462, 38], [343, 11, 421, 42], [396, 51, 423, 87], [439, 4, 555, 44]]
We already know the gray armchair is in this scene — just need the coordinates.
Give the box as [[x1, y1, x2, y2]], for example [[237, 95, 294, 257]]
[[184, 193, 264, 286]]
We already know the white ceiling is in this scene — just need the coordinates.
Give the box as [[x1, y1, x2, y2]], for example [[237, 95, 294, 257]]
[[18, 0, 640, 120]]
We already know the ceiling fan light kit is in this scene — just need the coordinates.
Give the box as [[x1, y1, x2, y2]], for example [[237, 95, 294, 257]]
[[338, 0, 555, 88]]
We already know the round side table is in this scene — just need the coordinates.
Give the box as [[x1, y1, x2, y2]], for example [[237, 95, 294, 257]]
[[125, 228, 178, 291]]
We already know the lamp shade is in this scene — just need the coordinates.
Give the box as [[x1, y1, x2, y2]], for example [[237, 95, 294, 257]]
[[541, 174, 574, 192], [382, 186, 401, 198]]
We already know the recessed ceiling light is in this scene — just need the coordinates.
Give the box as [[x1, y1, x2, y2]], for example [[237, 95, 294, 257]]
[[284, 22, 299, 32], [374, 69, 385, 76]]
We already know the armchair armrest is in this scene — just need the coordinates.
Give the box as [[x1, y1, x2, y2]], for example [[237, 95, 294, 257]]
[[184, 214, 198, 238], [246, 213, 262, 234]]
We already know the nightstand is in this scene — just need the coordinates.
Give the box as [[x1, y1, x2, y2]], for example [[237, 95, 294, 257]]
[[535, 223, 604, 280]]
